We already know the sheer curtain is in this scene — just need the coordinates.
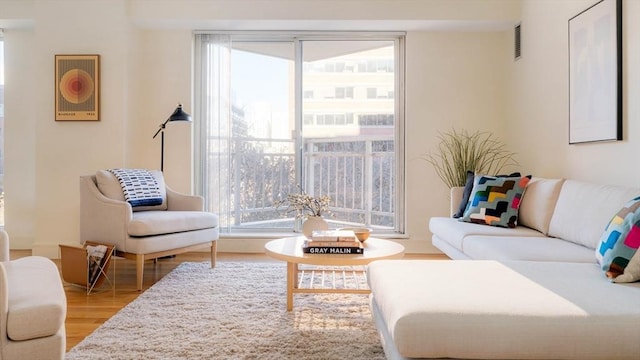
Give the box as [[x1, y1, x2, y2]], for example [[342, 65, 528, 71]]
[[194, 34, 232, 231]]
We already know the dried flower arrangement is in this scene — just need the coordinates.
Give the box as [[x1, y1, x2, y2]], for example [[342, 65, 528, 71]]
[[273, 188, 331, 219]]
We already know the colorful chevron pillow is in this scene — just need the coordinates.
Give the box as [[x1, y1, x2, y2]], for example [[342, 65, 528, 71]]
[[460, 175, 531, 228], [596, 196, 640, 283]]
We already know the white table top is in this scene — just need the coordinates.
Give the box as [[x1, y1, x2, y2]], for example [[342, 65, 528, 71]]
[[264, 236, 405, 266]]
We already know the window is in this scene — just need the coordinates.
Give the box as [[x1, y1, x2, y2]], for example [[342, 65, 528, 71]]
[[194, 32, 405, 235]]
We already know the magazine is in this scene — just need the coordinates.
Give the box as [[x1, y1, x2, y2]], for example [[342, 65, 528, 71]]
[[86, 244, 108, 285]]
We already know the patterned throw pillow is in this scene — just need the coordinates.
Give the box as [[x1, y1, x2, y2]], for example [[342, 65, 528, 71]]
[[596, 196, 640, 283], [460, 175, 531, 228], [453, 171, 522, 218]]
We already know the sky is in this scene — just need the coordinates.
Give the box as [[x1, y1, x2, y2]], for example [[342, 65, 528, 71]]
[[231, 48, 289, 111]]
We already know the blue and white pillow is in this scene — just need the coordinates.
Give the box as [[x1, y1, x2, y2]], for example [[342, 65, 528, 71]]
[[108, 168, 164, 207], [96, 169, 167, 212]]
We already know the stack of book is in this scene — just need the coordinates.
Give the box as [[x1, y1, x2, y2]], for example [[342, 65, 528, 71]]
[[302, 230, 364, 254]]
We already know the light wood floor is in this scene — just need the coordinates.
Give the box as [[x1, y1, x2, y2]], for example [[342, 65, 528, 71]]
[[11, 250, 447, 352]]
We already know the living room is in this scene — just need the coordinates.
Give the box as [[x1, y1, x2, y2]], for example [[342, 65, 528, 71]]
[[1, 0, 636, 259], [0, 0, 639, 358]]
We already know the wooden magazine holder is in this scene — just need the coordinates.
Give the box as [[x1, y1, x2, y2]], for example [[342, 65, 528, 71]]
[[59, 241, 115, 294]]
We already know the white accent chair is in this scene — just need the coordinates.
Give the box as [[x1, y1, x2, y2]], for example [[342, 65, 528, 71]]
[[80, 170, 219, 291], [0, 230, 66, 360]]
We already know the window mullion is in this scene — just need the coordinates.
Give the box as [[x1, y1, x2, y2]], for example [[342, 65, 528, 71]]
[[294, 38, 304, 190]]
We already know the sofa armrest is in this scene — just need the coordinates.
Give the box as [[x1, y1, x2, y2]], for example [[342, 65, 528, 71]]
[[0, 261, 8, 350], [450, 186, 465, 216], [79, 176, 132, 251], [166, 186, 204, 211]]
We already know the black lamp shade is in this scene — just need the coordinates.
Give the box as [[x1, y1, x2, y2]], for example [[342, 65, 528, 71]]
[[168, 104, 192, 122]]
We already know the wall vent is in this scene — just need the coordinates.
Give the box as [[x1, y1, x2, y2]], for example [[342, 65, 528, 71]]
[[514, 23, 522, 60]]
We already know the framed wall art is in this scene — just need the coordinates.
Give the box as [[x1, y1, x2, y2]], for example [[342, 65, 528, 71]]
[[55, 54, 100, 121], [568, 0, 621, 144]]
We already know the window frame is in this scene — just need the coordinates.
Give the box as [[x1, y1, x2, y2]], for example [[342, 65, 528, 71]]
[[193, 31, 406, 236], [0, 31, 5, 229]]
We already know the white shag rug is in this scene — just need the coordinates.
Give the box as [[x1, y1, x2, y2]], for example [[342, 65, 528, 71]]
[[65, 261, 385, 360]]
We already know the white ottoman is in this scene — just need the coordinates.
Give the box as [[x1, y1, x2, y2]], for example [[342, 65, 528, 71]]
[[367, 260, 640, 360]]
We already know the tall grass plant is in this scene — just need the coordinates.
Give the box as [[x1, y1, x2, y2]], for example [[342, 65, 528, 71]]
[[422, 129, 518, 189]]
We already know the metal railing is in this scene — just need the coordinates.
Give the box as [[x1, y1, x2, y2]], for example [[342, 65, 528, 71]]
[[210, 135, 395, 232]]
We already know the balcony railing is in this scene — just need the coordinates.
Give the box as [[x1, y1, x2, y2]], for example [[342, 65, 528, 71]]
[[209, 135, 395, 232]]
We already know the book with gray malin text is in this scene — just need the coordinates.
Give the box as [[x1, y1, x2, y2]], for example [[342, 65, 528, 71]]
[[302, 243, 364, 254]]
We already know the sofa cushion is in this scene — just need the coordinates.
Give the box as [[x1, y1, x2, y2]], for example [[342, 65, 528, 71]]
[[463, 235, 597, 263], [548, 180, 640, 249], [96, 169, 168, 211], [429, 217, 542, 252], [595, 196, 640, 282], [3, 257, 66, 341], [368, 260, 640, 359], [461, 175, 531, 228], [518, 178, 565, 235], [128, 210, 218, 237]]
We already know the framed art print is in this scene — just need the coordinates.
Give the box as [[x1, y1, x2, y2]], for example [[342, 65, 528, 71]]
[[55, 54, 100, 121], [568, 0, 621, 144]]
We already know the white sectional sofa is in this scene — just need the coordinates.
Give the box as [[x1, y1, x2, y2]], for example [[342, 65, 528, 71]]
[[432, 178, 640, 262], [368, 178, 640, 359]]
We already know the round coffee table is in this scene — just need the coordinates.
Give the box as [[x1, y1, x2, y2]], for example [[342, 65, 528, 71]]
[[265, 236, 405, 311]]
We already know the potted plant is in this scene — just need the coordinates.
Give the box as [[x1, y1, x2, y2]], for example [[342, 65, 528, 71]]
[[422, 128, 518, 189]]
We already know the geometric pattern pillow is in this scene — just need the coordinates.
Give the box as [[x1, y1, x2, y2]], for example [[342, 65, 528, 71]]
[[596, 196, 640, 283], [453, 171, 522, 218], [460, 175, 531, 228]]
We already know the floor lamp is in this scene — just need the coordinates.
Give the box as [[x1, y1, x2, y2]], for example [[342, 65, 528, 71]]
[[152, 104, 192, 172]]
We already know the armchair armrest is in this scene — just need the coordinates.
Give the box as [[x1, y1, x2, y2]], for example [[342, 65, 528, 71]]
[[166, 186, 204, 211], [80, 176, 132, 250], [0, 230, 9, 262]]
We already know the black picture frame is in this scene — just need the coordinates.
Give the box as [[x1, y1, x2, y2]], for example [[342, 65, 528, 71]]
[[568, 0, 622, 144]]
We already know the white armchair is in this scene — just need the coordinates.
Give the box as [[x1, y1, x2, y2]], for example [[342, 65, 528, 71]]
[[80, 170, 219, 291], [0, 230, 66, 360]]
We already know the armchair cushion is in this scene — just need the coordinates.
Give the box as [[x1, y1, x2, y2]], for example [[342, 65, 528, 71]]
[[128, 211, 219, 237], [96, 169, 168, 211]]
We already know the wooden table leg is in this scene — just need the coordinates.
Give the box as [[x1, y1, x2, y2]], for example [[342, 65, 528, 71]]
[[287, 262, 295, 311]]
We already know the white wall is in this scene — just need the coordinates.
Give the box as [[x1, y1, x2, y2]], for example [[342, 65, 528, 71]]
[[405, 31, 511, 252], [0, 0, 519, 256], [507, 0, 640, 187]]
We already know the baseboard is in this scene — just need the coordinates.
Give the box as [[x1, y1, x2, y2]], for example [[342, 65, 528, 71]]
[[32, 242, 61, 259]]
